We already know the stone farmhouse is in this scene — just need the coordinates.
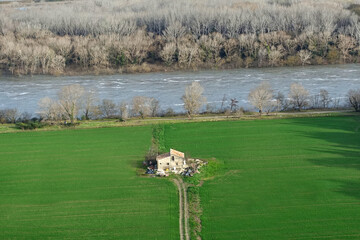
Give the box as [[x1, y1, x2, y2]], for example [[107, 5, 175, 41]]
[[156, 149, 188, 174]]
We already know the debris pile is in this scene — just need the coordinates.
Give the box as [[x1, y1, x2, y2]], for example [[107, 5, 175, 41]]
[[181, 158, 207, 177], [144, 158, 207, 177]]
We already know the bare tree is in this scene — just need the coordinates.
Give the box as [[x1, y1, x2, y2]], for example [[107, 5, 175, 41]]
[[0, 108, 19, 123], [230, 98, 238, 112], [248, 82, 274, 116], [38, 97, 63, 121], [338, 35, 356, 63], [289, 83, 309, 110], [160, 42, 177, 65], [58, 84, 85, 124], [347, 89, 360, 112], [182, 81, 206, 118], [319, 89, 331, 109], [131, 96, 151, 118], [82, 89, 98, 120], [99, 99, 118, 118], [298, 50, 312, 66], [119, 101, 129, 120], [275, 91, 285, 112]]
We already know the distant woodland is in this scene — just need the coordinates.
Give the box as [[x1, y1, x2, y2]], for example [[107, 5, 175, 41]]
[[1, 0, 360, 75]]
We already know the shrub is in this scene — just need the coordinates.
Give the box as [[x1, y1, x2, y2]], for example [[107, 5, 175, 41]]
[[15, 121, 46, 130]]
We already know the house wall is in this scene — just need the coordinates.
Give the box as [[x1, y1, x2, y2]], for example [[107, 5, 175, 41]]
[[158, 154, 186, 172]]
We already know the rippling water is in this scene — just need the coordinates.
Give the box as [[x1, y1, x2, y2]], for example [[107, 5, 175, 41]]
[[1, 64, 360, 114]]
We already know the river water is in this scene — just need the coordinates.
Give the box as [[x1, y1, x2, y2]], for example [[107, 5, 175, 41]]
[[1, 64, 359, 114]]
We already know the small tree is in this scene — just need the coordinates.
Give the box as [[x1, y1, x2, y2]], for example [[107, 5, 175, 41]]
[[99, 99, 118, 118], [298, 50, 312, 66], [132, 96, 151, 118], [38, 97, 63, 121], [3, 109, 19, 123], [347, 89, 360, 112], [182, 81, 206, 118], [248, 82, 274, 116], [58, 84, 85, 123], [275, 91, 285, 112], [230, 98, 238, 112], [82, 89, 98, 120], [119, 101, 129, 120], [289, 83, 309, 111], [319, 89, 331, 109]]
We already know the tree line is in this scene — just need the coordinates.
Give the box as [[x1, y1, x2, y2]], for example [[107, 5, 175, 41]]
[[0, 0, 360, 75], [1, 82, 359, 129]]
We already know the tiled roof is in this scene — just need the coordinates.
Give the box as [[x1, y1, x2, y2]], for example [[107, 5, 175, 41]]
[[156, 152, 170, 160], [170, 149, 185, 158]]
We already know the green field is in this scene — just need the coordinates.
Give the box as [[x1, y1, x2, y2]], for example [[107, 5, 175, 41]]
[[0, 127, 178, 239], [1, 116, 360, 239], [164, 116, 360, 239]]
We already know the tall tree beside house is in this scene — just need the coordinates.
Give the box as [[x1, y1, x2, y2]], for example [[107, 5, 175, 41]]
[[58, 84, 85, 124], [182, 81, 207, 118], [289, 83, 310, 111], [248, 81, 274, 116]]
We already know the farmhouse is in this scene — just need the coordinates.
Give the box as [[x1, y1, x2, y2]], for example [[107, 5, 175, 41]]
[[156, 149, 188, 174]]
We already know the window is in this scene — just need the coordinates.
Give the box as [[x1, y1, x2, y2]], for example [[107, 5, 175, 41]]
[[167, 163, 169, 165], [176, 163, 178, 166], [171, 156, 175, 161]]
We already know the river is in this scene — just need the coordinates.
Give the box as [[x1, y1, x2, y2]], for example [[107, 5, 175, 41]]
[[1, 64, 359, 115]]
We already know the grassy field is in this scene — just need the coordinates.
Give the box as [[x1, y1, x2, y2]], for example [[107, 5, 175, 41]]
[[1, 116, 360, 239], [0, 126, 178, 239], [164, 116, 360, 239]]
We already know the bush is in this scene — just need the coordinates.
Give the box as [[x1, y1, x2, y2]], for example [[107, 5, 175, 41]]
[[15, 121, 46, 130]]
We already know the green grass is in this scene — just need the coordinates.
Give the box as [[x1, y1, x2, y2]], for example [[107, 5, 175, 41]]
[[163, 116, 360, 239], [1, 116, 360, 239], [0, 126, 178, 239]]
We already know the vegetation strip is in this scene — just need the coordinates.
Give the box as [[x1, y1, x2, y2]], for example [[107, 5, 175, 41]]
[[1, 1, 360, 75]]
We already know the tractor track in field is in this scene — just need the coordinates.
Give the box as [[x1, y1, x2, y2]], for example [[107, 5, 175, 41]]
[[173, 178, 190, 240]]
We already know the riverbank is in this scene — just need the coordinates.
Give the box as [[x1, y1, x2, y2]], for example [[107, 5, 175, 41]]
[[0, 110, 358, 134]]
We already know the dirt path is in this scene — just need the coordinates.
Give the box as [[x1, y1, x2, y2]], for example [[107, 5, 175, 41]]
[[173, 178, 190, 240], [173, 179, 184, 240]]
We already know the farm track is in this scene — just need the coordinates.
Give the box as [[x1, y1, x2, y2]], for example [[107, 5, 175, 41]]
[[173, 178, 190, 240]]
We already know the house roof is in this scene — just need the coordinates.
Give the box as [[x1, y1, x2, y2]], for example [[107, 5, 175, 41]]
[[156, 152, 170, 160], [170, 149, 185, 158]]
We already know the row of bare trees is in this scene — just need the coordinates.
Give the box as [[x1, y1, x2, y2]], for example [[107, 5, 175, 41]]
[[1, 31, 359, 75], [1, 82, 359, 125], [1, 0, 359, 38], [37, 84, 162, 123], [0, 0, 360, 74]]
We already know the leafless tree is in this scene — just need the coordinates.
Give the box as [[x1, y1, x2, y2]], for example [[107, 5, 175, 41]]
[[298, 50, 312, 65], [182, 81, 206, 118], [58, 84, 85, 123], [131, 96, 154, 118], [319, 89, 331, 109], [82, 89, 98, 120], [338, 35, 356, 63], [275, 91, 285, 112], [230, 98, 238, 112], [347, 89, 360, 112], [160, 42, 177, 65], [163, 21, 186, 42], [119, 101, 129, 120], [99, 99, 118, 118], [0, 108, 19, 123], [289, 83, 309, 110], [38, 97, 63, 121], [248, 82, 274, 116]]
